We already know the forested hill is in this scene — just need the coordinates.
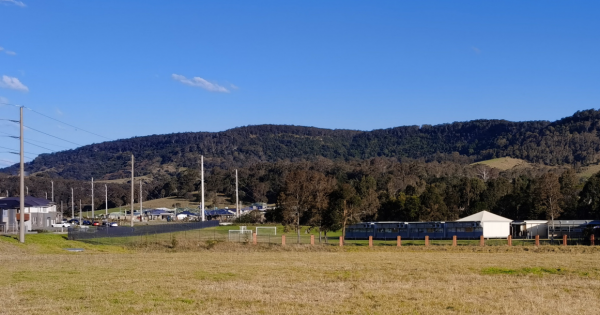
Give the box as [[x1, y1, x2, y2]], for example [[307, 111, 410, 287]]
[[3, 109, 600, 180]]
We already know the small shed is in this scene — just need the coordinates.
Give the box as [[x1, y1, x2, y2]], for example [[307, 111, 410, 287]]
[[457, 211, 512, 238], [511, 220, 548, 238]]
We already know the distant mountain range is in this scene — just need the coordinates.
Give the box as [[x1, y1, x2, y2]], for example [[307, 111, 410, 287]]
[[3, 109, 600, 180]]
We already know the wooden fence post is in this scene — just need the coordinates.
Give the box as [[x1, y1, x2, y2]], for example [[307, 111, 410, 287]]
[[339, 236, 343, 247], [368, 236, 373, 248], [425, 235, 429, 247], [591, 234, 595, 246], [310, 234, 314, 246], [282, 235, 286, 246], [480, 235, 485, 247], [253, 232, 257, 245], [535, 235, 540, 247], [507, 235, 512, 247], [397, 235, 401, 247], [562, 234, 567, 246], [452, 235, 457, 247]]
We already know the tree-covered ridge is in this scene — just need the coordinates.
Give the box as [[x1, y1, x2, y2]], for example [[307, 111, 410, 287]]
[[3, 109, 600, 180]]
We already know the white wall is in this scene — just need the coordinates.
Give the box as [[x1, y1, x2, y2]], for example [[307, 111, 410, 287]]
[[482, 222, 510, 238], [526, 222, 548, 238]]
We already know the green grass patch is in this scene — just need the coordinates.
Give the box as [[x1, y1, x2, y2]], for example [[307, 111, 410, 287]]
[[0, 233, 128, 254], [481, 267, 567, 276], [194, 270, 238, 281]]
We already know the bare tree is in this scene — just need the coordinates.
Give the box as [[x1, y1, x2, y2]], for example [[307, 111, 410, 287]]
[[536, 173, 563, 240]]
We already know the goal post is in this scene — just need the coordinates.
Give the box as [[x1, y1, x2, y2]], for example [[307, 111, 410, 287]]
[[228, 229, 252, 242], [256, 227, 277, 236]]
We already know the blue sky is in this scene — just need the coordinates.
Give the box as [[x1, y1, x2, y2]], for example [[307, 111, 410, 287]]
[[1, 0, 599, 165]]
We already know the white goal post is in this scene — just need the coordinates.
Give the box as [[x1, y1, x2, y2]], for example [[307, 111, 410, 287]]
[[255, 227, 277, 235], [228, 229, 253, 241]]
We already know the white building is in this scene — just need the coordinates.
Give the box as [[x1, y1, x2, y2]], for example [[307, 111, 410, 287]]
[[511, 220, 548, 238], [0, 196, 60, 232], [457, 210, 512, 238]]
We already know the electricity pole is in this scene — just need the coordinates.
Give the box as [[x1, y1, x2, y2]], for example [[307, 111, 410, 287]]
[[235, 169, 239, 217], [201, 155, 205, 222], [105, 184, 108, 221], [131, 154, 134, 227], [139, 180, 142, 220], [71, 188, 74, 219], [51, 180, 54, 202], [79, 199, 82, 223], [91, 178, 94, 221], [19, 106, 25, 243]]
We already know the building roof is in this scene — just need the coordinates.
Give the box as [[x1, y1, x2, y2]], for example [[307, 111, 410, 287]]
[[457, 211, 512, 222], [0, 196, 52, 209]]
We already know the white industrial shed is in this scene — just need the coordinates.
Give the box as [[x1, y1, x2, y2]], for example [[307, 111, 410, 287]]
[[457, 211, 512, 238]]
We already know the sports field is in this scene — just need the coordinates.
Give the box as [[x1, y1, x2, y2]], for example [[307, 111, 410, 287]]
[[1, 234, 599, 314]]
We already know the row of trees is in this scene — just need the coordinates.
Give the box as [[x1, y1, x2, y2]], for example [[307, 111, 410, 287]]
[[2, 156, 600, 233], [266, 160, 595, 240]]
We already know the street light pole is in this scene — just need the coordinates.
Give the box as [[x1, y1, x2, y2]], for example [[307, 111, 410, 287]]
[[201, 155, 205, 222], [130, 155, 134, 227], [105, 184, 108, 221], [91, 177, 94, 221], [235, 169, 239, 217], [71, 188, 74, 219], [19, 106, 25, 243]]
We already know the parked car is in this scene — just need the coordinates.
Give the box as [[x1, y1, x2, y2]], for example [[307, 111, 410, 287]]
[[109, 222, 118, 227], [82, 220, 92, 225], [68, 219, 80, 225], [51, 222, 71, 228], [92, 222, 101, 226]]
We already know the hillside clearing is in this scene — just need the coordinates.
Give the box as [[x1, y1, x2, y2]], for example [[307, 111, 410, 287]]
[[472, 157, 530, 171]]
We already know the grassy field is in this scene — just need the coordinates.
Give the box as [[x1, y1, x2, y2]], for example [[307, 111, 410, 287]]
[[471, 157, 531, 171], [1, 234, 600, 314]]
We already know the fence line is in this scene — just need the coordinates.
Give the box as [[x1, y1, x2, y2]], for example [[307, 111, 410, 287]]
[[68, 220, 219, 241]]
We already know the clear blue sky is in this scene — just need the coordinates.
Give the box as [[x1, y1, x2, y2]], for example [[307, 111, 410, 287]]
[[1, 0, 599, 166]]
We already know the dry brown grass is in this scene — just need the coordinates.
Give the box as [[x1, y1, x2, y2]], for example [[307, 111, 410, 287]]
[[472, 157, 531, 171], [1, 238, 600, 315]]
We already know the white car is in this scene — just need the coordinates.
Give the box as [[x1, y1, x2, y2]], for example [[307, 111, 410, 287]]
[[51, 222, 71, 228]]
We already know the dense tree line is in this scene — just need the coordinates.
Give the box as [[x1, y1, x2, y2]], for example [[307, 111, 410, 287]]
[[5, 109, 600, 180], [2, 156, 600, 232]]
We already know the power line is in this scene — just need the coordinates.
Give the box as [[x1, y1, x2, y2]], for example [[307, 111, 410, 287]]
[[24, 125, 82, 146], [1, 131, 69, 150], [1, 118, 82, 147], [0, 152, 36, 159], [0, 145, 42, 155], [24, 106, 111, 140], [23, 141, 54, 152]]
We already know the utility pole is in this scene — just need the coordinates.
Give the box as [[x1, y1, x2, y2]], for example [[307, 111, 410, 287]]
[[79, 199, 82, 223], [139, 180, 142, 220], [51, 180, 54, 202], [201, 155, 205, 222], [45, 192, 47, 200], [26, 186, 28, 196], [130, 154, 134, 227], [235, 169, 239, 217], [71, 188, 74, 219], [91, 178, 94, 221], [105, 184, 108, 221], [19, 106, 25, 243]]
